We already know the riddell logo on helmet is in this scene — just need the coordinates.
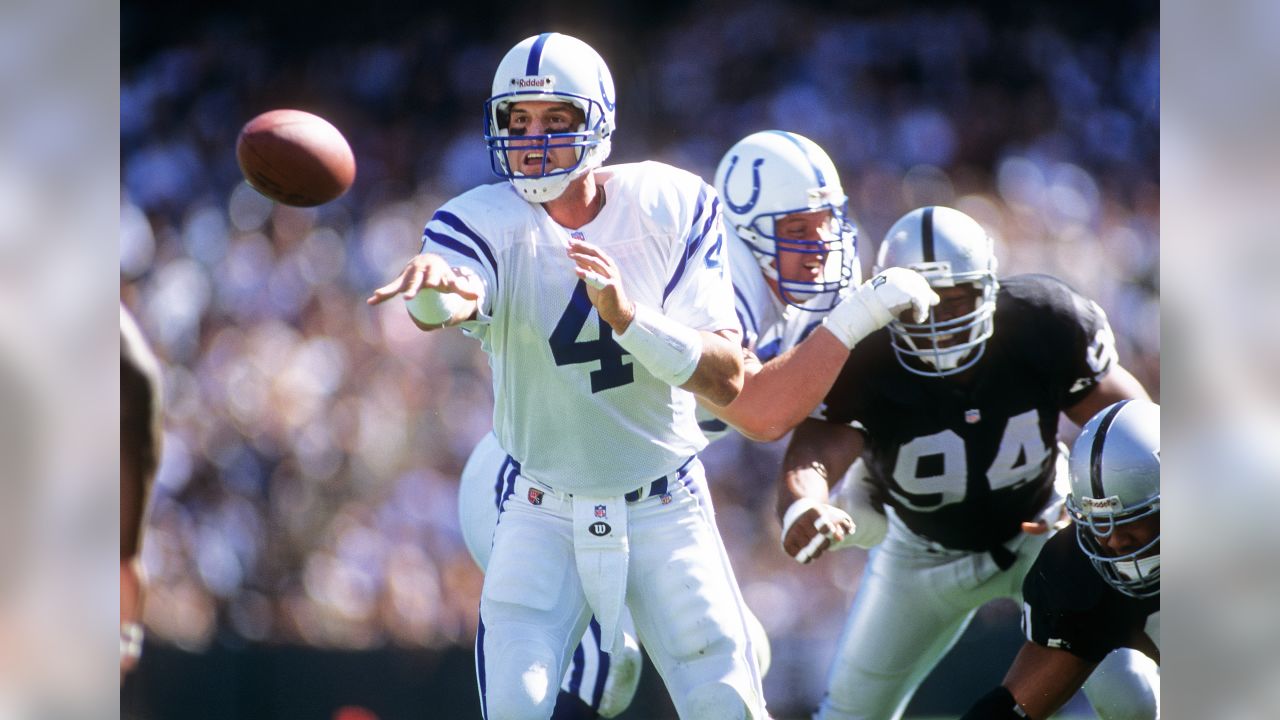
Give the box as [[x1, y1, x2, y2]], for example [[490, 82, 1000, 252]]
[[511, 76, 554, 89], [1078, 495, 1123, 514]]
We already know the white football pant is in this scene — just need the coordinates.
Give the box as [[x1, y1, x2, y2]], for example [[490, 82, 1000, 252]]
[[460, 432, 639, 716], [469, 443, 766, 720]]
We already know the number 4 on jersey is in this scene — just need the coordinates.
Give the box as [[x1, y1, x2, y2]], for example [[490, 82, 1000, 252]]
[[549, 280, 635, 393]]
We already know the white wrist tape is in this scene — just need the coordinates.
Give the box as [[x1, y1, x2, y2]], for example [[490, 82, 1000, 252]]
[[822, 283, 891, 349], [406, 288, 470, 324], [613, 303, 702, 387], [781, 497, 822, 541]]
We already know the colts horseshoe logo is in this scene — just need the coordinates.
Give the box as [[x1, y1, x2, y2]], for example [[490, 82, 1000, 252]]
[[599, 69, 615, 112], [722, 155, 765, 215]]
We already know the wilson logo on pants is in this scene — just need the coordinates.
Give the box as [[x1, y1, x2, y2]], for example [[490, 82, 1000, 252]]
[[589, 522, 611, 537]]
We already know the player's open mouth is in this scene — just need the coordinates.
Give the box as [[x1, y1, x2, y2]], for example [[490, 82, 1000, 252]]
[[523, 152, 546, 167]]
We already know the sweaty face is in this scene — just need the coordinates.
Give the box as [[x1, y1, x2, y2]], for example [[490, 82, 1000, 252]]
[[773, 209, 839, 296], [504, 101, 586, 177], [1098, 512, 1160, 558], [900, 284, 980, 348]]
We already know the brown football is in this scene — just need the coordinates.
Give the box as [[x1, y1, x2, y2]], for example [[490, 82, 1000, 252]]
[[236, 109, 356, 207]]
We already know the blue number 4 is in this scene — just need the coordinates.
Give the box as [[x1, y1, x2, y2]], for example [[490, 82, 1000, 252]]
[[549, 280, 635, 393]]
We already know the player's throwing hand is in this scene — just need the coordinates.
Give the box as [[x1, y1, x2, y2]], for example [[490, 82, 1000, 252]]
[[568, 238, 636, 332], [366, 253, 482, 305]]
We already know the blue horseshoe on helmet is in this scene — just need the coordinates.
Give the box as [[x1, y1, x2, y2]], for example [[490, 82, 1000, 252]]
[[722, 155, 765, 215], [599, 69, 615, 112]]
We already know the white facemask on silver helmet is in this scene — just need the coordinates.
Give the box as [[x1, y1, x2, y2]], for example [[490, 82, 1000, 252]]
[[714, 130, 857, 312], [1066, 399, 1161, 599], [485, 33, 615, 203], [875, 206, 998, 376]]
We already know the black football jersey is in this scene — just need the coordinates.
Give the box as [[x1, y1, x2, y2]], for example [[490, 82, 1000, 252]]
[[1023, 528, 1160, 663], [815, 274, 1117, 555]]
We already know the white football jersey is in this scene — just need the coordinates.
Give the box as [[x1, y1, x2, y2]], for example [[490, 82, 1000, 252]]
[[422, 161, 737, 495], [697, 228, 858, 441]]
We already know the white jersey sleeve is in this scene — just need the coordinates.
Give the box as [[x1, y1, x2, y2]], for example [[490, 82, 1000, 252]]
[[418, 184, 508, 334], [639, 166, 739, 335]]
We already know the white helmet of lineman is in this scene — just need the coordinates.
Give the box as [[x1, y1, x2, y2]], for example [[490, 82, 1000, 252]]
[[714, 130, 857, 311], [1066, 399, 1160, 599], [875, 206, 998, 376], [485, 32, 616, 202]]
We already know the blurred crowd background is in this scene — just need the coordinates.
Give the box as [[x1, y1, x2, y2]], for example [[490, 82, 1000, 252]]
[[119, 0, 1157, 717]]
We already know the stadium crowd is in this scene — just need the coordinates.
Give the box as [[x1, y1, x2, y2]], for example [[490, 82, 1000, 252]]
[[121, 1, 1157, 712]]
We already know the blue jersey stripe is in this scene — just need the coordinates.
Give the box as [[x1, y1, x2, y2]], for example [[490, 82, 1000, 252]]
[[662, 186, 716, 302], [526, 33, 552, 75], [433, 210, 500, 285], [733, 285, 759, 339], [589, 619, 609, 710]]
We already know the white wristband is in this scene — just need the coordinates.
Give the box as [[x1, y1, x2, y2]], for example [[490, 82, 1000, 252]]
[[613, 303, 702, 387], [822, 283, 891, 349], [406, 288, 470, 324], [780, 496, 822, 541]]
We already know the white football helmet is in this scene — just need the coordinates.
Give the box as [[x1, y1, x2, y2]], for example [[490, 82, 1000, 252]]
[[875, 206, 998, 376], [1066, 400, 1160, 599], [485, 33, 616, 202], [714, 131, 856, 311]]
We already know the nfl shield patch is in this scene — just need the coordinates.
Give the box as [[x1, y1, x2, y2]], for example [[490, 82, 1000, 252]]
[[594, 504, 607, 519], [528, 488, 544, 506], [965, 409, 981, 424]]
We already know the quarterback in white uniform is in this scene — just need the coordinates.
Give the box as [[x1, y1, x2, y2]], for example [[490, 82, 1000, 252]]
[[371, 33, 774, 720], [458, 129, 939, 717]]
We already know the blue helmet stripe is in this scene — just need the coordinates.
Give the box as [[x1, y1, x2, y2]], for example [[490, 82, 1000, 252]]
[[766, 129, 826, 187], [525, 32, 553, 76]]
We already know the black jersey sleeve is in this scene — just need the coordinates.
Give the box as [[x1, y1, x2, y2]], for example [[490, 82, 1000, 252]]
[[1022, 530, 1120, 663], [1002, 275, 1118, 409]]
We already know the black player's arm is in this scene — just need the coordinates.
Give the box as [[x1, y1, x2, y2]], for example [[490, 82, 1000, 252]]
[[776, 419, 863, 559], [778, 419, 862, 513], [1064, 363, 1149, 426], [961, 640, 1099, 720]]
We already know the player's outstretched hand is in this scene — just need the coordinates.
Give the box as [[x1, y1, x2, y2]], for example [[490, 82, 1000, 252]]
[[568, 238, 636, 332], [823, 267, 940, 349], [366, 253, 481, 305], [781, 498, 855, 564]]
